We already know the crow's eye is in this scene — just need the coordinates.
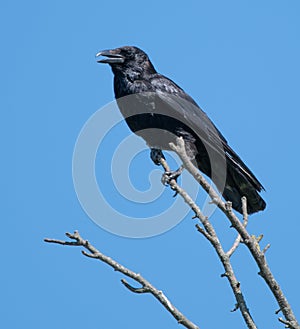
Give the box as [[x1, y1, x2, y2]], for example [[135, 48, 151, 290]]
[[120, 51, 128, 59], [127, 53, 134, 59]]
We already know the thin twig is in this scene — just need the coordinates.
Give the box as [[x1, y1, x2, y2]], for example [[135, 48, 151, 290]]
[[169, 137, 300, 329], [44, 232, 199, 329], [279, 317, 294, 328], [262, 244, 271, 254], [226, 197, 249, 257], [121, 279, 151, 293]]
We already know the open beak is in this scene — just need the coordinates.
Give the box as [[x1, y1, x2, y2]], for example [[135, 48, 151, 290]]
[[95, 49, 125, 64]]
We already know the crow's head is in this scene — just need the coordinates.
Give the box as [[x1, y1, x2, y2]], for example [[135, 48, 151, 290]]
[[96, 46, 156, 76]]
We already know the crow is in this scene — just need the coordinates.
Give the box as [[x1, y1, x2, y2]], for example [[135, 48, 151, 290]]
[[96, 46, 266, 214]]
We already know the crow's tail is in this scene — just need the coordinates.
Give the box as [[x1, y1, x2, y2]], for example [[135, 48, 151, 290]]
[[195, 151, 266, 215], [222, 164, 266, 214]]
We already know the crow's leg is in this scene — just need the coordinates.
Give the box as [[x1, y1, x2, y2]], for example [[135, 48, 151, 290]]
[[150, 148, 165, 165], [150, 148, 184, 196]]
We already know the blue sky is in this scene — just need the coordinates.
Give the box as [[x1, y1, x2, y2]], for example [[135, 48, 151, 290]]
[[2, 0, 300, 328]]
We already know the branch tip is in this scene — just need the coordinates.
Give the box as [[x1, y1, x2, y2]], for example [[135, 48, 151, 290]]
[[121, 279, 149, 294], [81, 250, 97, 258], [278, 317, 292, 328], [262, 244, 271, 254], [231, 303, 239, 312]]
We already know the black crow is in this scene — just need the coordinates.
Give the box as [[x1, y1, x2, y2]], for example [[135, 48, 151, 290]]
[[96, 46, 266, 214]]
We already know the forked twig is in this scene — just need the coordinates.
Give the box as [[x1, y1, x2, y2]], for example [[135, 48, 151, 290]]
[[44, 136, 299, 329], [168, 137, 300, 329]]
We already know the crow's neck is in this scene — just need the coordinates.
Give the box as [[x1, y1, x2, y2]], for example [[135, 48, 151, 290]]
[[113, 67, 156, 98]]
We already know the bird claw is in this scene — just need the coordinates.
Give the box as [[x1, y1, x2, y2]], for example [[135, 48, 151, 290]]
[[161, 166, 184, 186], [150, 148, 165, 166]]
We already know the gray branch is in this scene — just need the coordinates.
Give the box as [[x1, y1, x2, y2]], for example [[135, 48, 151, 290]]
[[168, 137, 300, 329], [44, 232, 199, 329], [44, 136, 299, 329], [159, 155, 257, 329]]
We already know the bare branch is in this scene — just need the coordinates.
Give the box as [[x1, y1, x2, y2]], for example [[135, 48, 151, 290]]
[[169, 137, 300, 329], [45, 137, 299, 329], [158, 153, 257, 329], [44, 232, 199, 329]]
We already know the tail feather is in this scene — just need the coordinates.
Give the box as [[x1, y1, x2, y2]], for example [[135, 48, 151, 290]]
[[222, 165, 266, 214], [195, 150, 266, 214], [193, 139, 266, 215]]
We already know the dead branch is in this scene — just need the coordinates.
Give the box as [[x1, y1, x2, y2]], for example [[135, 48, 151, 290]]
[[168, 137, 300, 329], [44, 231, 199, 329], [159, 155, 257, 329]]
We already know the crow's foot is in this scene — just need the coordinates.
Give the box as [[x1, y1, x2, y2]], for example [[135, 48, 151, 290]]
[[161, 165, 184, 187]]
